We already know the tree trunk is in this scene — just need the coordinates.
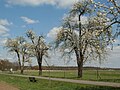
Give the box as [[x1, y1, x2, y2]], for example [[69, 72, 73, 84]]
[[21, 66, 24, 74], [77, 57, 83, 78], [78, 11, 83, 78], [37, 52, 43, 76], [38, 62, 42, 75], [16, 51, 21, 70], [21, 55, 25, 74], [74, 47, 84, 78], [21, 63, 24, 74]]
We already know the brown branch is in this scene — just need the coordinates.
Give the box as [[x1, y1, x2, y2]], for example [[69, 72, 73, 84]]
[[106, 20, 120, 30]]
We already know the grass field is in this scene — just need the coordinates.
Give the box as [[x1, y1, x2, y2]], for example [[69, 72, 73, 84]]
[[14, 69, 120, 83], [0, 74, 120, 90]]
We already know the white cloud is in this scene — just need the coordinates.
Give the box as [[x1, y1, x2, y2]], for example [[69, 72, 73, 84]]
[[7, 0, 55, 6], [21, 16, 39, 24], [84, 46, 120, 68], [47, 26, 79, 41], [6, 0, 80, 8], [21, 25, 26, 28], [0, 19, 12, 26], [5, 4, 12, 8], [0, 38, 7, 46], [2, 33, 10, 37], [0, 19, 11, 37], [47, 27, 62, 40], [55, 0, 79, 8], [0, 25, 9, 36], [103, 46, 120, 68]]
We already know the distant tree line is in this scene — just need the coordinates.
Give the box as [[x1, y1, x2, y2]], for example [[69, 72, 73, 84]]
[[0, 59, 19, 71]]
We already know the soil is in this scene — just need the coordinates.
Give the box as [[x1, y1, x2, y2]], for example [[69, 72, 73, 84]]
[[0, 82, 19, 90]]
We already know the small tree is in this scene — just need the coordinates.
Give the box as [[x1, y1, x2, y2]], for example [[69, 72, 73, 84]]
[[55, 0, 112, 78], [5, 37, 31, 74], [19, 37, 32, 74], [5, 38, 21, 70], [26, 30, 49, 75]]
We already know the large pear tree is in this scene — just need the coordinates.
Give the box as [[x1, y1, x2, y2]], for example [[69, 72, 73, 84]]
[[26, 30, 49, 75], [55, 0, 113, 78]]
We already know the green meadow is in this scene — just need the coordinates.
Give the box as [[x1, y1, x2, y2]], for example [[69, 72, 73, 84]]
[[0, 73, 120, 90], [8, 69, 120, 83]]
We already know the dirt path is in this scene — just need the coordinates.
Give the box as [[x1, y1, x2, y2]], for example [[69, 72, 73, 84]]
[[0, 73, 120, 88], [0, 82, 19, 90]]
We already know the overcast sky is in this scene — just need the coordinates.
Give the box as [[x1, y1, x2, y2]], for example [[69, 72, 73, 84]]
[[0, 0, 120, 68]]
